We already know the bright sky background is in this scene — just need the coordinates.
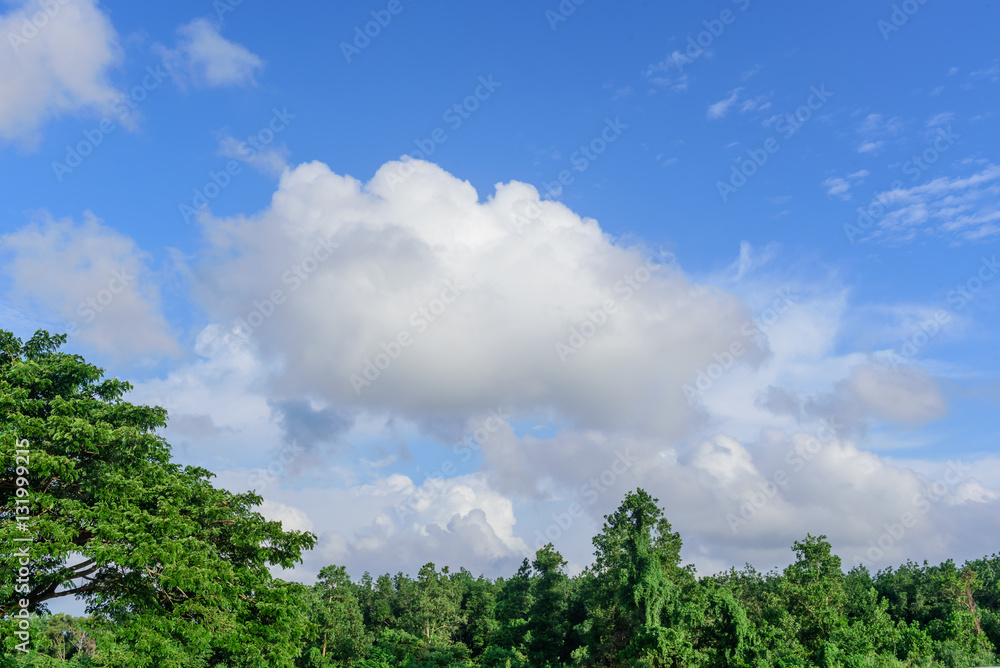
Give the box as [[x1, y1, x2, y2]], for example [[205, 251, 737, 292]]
[[2, 0, 999, 596]]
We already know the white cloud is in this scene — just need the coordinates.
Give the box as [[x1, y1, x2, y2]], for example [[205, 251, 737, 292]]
[[245, 472, 529, 579], [157, 18, 262, 88], [0, 213, 179, 359], [854, 113, 903, 155], [645, 53, 691, 92], [96, 158, 998, 580], [0, 0, 122, 146], [193, 158, 762, 438], [707, 88, 743, 120], [258, 499, 314, 533], [969, 61, 999, 83], [740, 64, 762, 80], [857, 140, 884, 154], [728, 240, 780, 281], [218, 131, 289, 176], [926, 112, 955, 127], [738, 94, 771, 115], [822, 170, 869, 200]]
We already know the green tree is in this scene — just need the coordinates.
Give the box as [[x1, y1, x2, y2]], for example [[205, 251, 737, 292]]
[[493, 559, 534, 653], [0, 330, 316, 665], [527, 544, 570, 666], [300, 566, 371, 667], [398, 563, 465, 642], [587, 488, 700, 667], [780, 534, 849, 658], [451, 567, 498, 657]]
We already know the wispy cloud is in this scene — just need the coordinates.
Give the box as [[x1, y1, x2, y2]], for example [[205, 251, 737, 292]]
[[823, 170, 870, 200], [926, 112, 955, 127], [857, 141, 884, 154], [157, 18, 263, 89], [645, 53, 691, 92], [863, 164, 1000, 243], [741, 64, 762, 80], [707, 88, 743, 120]]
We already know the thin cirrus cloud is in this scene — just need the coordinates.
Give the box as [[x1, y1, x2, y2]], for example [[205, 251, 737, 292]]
[[157, 18, 263, 89], [822, 170, 869, 200], [862, 163, 1000, 243], [0, 0, 122, 147], [707, 88, 743, 120]]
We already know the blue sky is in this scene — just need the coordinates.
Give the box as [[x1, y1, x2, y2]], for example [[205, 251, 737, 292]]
[[2, 0, 999, 590]]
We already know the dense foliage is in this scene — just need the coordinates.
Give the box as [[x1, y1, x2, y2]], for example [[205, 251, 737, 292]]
[[2, 330, 998, 666], [1, 331, 316, 666]]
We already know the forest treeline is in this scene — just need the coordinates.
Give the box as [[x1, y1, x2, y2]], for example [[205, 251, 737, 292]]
[[7, 490, 1000, 667], [2, 330, 999, 668]]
